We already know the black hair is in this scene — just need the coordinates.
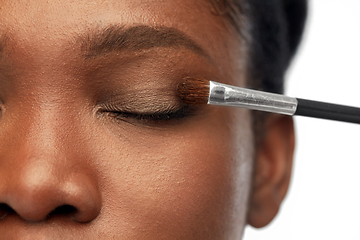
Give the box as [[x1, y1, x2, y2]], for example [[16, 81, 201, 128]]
[[210, 0, 308, 93]]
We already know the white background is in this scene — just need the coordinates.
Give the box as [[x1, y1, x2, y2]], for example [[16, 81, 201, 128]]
[[244, 0, 360, 239]]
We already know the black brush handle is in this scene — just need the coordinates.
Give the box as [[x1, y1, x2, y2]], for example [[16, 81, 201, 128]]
[[295, 98, 360, 124]]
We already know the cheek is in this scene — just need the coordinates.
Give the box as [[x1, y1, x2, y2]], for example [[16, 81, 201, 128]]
[[93, 108, 254, 238]]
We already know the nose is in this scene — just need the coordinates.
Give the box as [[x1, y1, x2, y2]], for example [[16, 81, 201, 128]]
[[0, 108, 102, 223], [0, 161, 101, 222]]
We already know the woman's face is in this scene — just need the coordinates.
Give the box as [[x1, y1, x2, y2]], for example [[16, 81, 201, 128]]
[[0, 0, 254, 239]]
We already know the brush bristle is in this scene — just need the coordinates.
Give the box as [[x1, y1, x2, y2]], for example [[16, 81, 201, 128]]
[[177, 77, 210, 104]]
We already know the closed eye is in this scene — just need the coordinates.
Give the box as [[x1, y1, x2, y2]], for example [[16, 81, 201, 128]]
[[109, 105, 190, 121], [98, 103, 196, 127]]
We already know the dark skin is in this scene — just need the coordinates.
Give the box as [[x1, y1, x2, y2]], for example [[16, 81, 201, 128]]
[[0, 0, 295, 239]]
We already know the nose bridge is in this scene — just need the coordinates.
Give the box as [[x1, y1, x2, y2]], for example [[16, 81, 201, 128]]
[[1, 93, 82, 160], [0, 59, 96, 173], [28, 98, 82, 152], [5, 96, 84, 165]]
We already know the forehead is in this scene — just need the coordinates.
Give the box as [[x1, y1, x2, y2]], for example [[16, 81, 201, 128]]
[[0, 1, 234, 61]]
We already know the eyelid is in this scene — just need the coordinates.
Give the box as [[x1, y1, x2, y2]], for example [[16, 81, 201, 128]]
[[97, 87, 181, 110], [98, 100, 185, 115], [98, 103, 195, 127], [94, 81, 199, 124]]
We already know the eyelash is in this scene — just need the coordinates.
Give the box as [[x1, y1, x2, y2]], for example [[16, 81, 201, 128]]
[[103, 105, 192, 124]]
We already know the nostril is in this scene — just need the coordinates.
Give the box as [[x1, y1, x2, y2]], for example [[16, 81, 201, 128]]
[[0, 203, 15, 220], [48, 205, 77, 219], [0, 203, 79, 221]]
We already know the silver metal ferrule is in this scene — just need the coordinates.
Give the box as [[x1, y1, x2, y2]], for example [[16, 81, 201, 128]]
[[208, 81, 298, 115]]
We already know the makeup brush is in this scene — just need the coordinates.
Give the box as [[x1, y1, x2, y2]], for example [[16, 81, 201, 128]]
[[177, 77, 360, 124]]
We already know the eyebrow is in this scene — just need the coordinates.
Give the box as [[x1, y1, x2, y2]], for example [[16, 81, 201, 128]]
[[79, 25, 209, 59]]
